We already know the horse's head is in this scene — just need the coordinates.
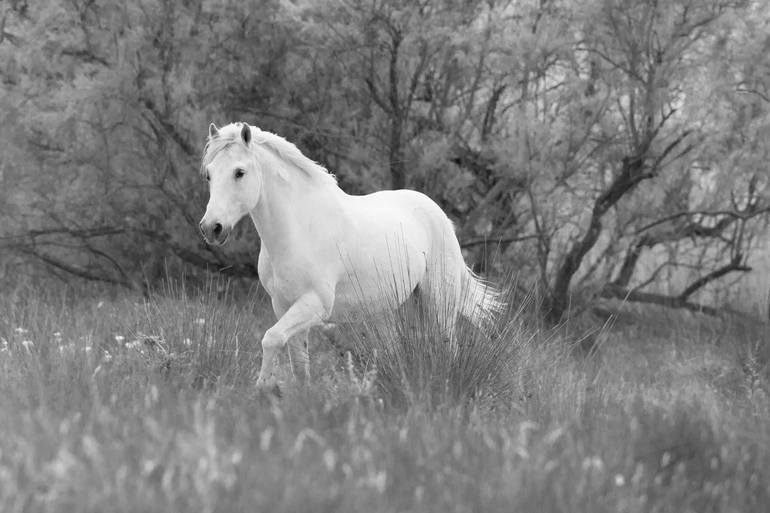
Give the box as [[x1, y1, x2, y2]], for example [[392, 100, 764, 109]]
[[199, 122, 262, 245]]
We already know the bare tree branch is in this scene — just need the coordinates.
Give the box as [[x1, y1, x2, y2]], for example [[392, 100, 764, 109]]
[[18, 248, 131, 288], [600, 285, 721, 316], [678, 254, 750, 301], [461, 234, 539, 250]]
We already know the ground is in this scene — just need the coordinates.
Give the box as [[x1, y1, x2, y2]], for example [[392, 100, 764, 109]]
[[0, 281, 768, 512]]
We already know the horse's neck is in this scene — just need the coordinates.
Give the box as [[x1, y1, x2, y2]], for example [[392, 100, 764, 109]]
[[249, 173, 344, 254]]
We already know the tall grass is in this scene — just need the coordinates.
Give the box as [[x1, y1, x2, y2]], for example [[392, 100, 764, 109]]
[[1, 279, 769, 512], [342, 287, 567, 415]]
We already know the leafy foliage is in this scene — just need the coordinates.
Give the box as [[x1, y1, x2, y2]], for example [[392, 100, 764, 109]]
[[1, 0, 770, 317]]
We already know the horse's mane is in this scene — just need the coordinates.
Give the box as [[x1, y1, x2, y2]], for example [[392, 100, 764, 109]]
[[201, 123, 337, 186]]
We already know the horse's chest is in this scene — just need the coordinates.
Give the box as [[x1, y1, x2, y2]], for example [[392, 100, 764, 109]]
[[259, 258, 297, 299], [257, 248, 328, 304]]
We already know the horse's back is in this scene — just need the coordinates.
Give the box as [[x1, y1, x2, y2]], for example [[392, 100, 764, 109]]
[[352, 189, 455, 236], [347, 189, 460, 259], [328, 189, 459, 318]]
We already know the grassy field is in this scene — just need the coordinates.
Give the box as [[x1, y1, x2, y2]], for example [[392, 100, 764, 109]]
[[1, 280, 769, 512]]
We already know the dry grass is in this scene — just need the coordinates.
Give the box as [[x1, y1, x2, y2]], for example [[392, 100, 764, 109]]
[[0, 280, 769, 512]]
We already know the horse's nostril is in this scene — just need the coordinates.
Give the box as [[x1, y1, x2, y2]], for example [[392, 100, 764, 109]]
[[213, 223, 223, 236]]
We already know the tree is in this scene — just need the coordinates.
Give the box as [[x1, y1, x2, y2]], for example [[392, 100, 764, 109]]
[[498, 0, 770, 321], [1, 0, 769, 323], [0, 0, 306, 289]]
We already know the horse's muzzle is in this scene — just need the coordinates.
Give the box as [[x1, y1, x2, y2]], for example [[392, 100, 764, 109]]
[[199, 220, 231, 246]]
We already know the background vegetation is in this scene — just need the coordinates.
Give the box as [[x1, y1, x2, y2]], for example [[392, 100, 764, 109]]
[[2, 2, 770, 510], [1, 282, 769, 512], [2, 0, 770, 320]]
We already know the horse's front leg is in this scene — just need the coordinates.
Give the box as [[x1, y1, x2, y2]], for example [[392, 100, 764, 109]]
[[256, 292, 330, 387]]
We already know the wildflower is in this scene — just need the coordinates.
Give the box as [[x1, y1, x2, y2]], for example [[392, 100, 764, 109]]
[[58, 343, 75, 354], [96, 301, 104, 309], [14, 327, 28, 335], [194, 318, 206, 326], [362, 470, 387, 494], [614, 474, 625, 486], [125, 339, 145, 355], [103, 350, 113, 362], [323, 449, 336, 471], [114, 335, 125, 343], [581, 456, 604, 472], [183, 338, 192, 347], [260, 427, 274, 452], [21, 340, 34, 350]]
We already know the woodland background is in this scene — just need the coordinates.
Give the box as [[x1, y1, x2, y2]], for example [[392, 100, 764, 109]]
[[2, 3, 770, 510], [1, 0, 770, 321]]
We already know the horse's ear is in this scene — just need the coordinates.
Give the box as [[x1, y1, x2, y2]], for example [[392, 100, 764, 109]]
[[208, 123, 219, 138], [240, 123, 251, 145]]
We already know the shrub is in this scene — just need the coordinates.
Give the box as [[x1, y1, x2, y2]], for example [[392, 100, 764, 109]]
[[340, 275, 538, 410]]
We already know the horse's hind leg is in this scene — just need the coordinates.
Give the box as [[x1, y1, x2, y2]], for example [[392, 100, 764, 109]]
[[287, 330, 311, 384], [420, 261, 462, 341]]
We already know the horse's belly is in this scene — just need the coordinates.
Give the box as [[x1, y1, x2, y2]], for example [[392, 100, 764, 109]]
[[329, 283, 409, 322], [325, 197, 434, 320], [329, 250, 425, 322]]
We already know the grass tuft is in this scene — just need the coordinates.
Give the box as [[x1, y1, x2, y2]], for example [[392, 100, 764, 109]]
[[340, 277, 551, 411]]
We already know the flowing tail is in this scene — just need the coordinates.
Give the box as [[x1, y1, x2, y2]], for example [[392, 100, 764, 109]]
[[460, 268, 506, 333]]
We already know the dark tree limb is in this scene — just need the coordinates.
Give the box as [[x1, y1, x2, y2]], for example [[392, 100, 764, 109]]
[[548, 152, 650, 321], [142, 100, 197, 157], [386, 28, 406, 189], [0, 226, 125, 245], [599, 285, 721, 316], [602, 253, 752, 317], [481, 84, 506, 141], [131, 228, 259, 279], [546, 125, 715, 321], [2, 223, 260, 286], [613, 198, 769, 288], [18, 248, 132, 288], [678, 254, 750, 301], [461, 234, 539, 250], [612, 237, 646, 288]]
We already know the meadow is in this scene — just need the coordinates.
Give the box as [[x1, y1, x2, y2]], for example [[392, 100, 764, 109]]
[[1, 280, 769, 513]]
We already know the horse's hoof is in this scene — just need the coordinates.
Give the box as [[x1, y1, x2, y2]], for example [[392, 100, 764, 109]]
[[256, 382, 282, 399]]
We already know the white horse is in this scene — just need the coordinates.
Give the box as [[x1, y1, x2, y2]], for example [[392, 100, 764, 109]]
[[199, 122, 502, 387]]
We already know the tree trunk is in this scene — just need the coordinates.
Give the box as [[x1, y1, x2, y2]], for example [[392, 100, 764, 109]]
[[389, 119, 405, 189], [547, 155, 648, 322]]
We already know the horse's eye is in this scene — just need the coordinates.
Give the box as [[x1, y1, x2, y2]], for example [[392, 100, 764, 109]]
[[234, 168, 245, 179], [205, 174, 210, 182]]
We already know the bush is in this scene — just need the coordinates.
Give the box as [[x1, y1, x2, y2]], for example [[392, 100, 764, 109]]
[[340, 276, 541, 410]]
